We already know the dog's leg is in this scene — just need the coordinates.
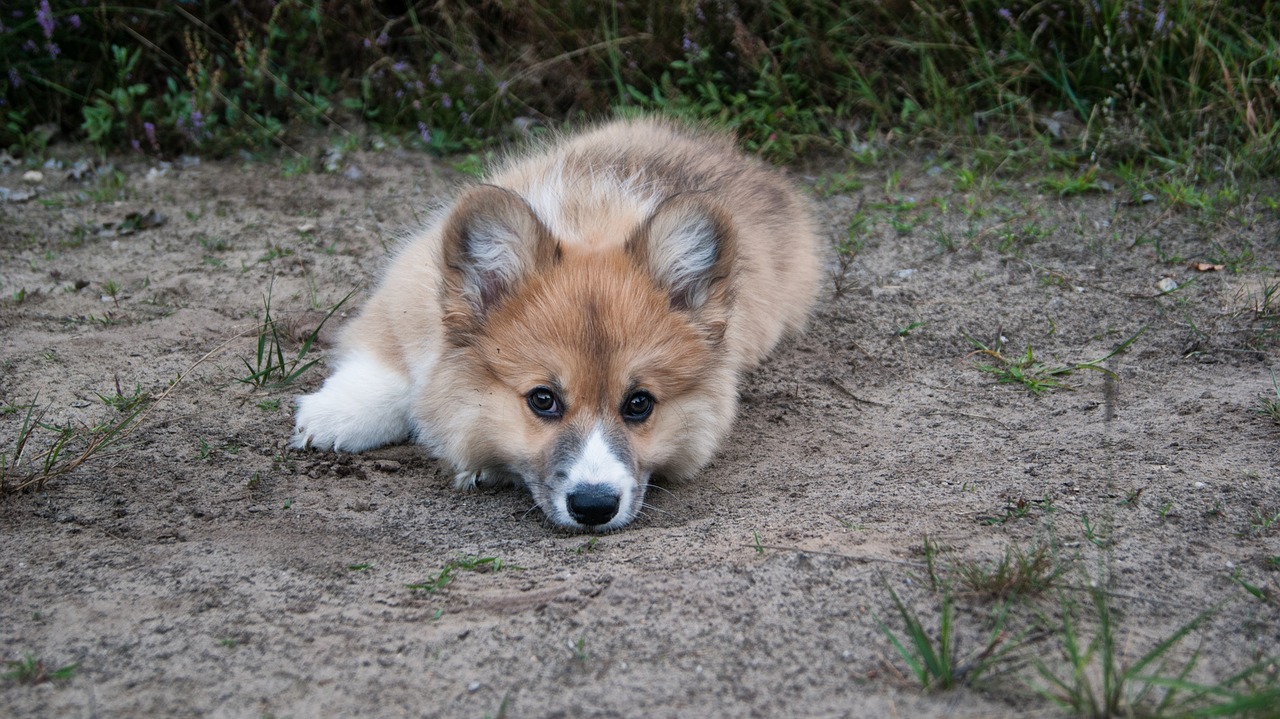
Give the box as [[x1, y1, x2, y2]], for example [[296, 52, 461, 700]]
[[453, 468, 519, 491], [291, 348, 414, 453]]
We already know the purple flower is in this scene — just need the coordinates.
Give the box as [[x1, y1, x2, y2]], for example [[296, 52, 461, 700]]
[[1154, 5, 1167, 34], [144, 121, 157, 149], [441, 94, 452, 109], [131, 139, 141, 152], [392, 61, 408, 73], [46, 42, 60, 59], [69, 14, 80, 29], [376, 32, 388, 47], [417, 121, 431, 144], [463, 84, 474, 97], [37, 0, 54, 38], [363, 37, 371, 49], [8, 68, 19, 87], [998, 7, 1013, 21], [428, 64, 442, 87]]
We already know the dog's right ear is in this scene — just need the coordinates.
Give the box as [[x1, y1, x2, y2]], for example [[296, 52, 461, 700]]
[[440, 185, 558, 319]]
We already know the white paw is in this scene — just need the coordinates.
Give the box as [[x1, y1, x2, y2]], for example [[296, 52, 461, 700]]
[[290, 350, 414, 453]]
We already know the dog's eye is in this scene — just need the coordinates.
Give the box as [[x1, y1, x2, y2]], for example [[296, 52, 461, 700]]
[[621, 391, 655, 422], [527, 387, 562, 418]]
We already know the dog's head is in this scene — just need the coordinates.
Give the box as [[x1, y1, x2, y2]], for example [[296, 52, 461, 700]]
[[424, 185, 739, 531]]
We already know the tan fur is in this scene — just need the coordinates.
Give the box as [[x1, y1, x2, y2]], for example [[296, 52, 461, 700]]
[[292, 117, 822, 530]]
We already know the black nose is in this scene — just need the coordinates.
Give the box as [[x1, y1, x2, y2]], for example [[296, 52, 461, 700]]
[[566, 485, 621, 526]]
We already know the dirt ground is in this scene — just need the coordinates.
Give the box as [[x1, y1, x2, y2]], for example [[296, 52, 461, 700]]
[[2, 134, 1278, 718]]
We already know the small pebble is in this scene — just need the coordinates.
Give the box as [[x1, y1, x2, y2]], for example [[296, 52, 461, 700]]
[[1156, 277, 1178, 293], [22, 170, 43, 184]]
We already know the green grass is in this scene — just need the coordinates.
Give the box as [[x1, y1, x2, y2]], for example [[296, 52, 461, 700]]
[[1030, 585, 1279, 719], [952, 543, 1063, 601], [406, 556, 518, 593], [0, 395, 147, 495], [3, 653, 77, 685], [875, 582, 1015, 691], [963, 327, 1146, 396], [1, 2, 1276, 176], [238, 286, 351, 389], [879, 543, 1280, 715]]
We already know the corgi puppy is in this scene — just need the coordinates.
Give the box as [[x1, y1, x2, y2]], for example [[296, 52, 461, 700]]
[[291, 118, 821, 531]]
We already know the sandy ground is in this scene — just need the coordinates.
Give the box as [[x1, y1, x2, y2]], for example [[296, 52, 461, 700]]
[[2, 135, 1278, 718]]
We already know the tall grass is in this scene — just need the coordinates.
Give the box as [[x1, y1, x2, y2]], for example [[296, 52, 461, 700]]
[[1, 1, 1275, 172]]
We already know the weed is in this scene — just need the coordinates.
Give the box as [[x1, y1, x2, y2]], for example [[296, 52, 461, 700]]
[[875, 583, 1014, 691], [575, 537, 599, 555], [1081, 514, 1110, 549], [572, 636, 589, 663], [95, 379, 150, 413], [953, 543, 1062, 601], [1254, 373, 1280, 424], [1040, 167, 1104, 197], [238, 286, 352, 389], [3, 653, 77, 684], [963, 327, 1145, 396], [1242, 509, 1280, 539], [1033, 583, 1271, 719], [995, 222, 1050, 256], [816, 172, 864, 197], [0, 396, 145, 495], [831, 210, 866, 297], [1229, 569, 1272, 604], [406, 556, 517, 593], [895, 321, 927, 337], [101, 279, 122, 304], [256, 399, 281, 412], [752, 531, 765, 555], [981, 496, 1054, 526]]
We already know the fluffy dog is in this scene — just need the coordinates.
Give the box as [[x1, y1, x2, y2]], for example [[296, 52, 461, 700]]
[[291, 118, 821, 531]]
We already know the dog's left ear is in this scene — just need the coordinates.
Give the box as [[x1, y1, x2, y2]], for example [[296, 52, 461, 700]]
[[627, 195, 737, 312]]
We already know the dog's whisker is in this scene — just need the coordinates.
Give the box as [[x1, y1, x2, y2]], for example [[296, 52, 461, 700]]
[[638, 501, 674, 517]]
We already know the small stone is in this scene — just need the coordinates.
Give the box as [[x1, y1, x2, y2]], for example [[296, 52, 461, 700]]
[[22, 170, 43, 184], [1156, 277, 1178, 293], [297, 222, 317, 234], [467, 681, 482, 693], [1193, 481, 1206, 489]]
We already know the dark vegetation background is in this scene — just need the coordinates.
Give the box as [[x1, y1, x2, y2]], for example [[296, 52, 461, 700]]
[[2, 0, 1277, 173]]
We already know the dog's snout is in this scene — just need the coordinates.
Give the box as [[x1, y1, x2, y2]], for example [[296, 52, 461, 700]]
[[566, 484, 621, 526]]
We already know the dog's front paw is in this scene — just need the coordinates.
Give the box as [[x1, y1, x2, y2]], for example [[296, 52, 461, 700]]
[[290, 352, 414, 453], [453, 468, 516, 490]]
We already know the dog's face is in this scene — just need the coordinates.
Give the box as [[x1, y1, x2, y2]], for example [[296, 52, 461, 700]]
[[424, 186, 738, 531]]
